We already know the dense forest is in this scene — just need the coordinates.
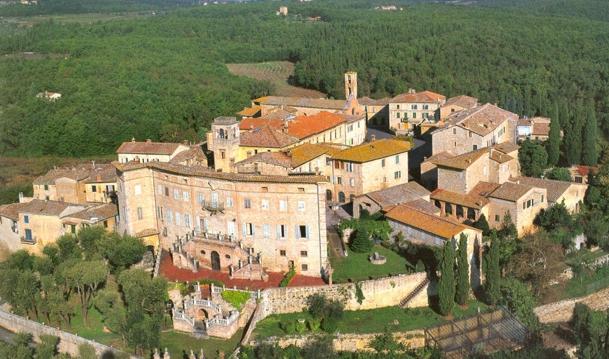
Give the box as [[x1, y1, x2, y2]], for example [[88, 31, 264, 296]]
[[1, 0, 609, 157]]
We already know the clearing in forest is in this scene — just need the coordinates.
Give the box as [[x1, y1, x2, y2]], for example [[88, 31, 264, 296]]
[[226, 61, 326, 98]]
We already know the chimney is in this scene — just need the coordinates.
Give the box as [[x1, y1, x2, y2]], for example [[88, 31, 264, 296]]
[[408, 88, 416, 94]]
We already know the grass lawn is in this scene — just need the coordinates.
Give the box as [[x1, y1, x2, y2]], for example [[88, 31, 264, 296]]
[[253, 300, 487, 339], [57, 307, 124, 349], [160, 328, 243, 359], [563, 266, 609, 299], [330, 244, 413, 283], [221, 290, 251, 311]]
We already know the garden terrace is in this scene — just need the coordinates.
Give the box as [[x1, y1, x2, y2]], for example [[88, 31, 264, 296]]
[[329, 244, 416, 283]]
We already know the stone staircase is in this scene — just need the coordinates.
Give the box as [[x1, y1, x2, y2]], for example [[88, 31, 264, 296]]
[[399, 277, 430, 308]]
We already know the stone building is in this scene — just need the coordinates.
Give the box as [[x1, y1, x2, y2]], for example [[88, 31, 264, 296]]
[[439, 95, 479, 121], [388, 89, 446, 132], [431, 103, 518, 156], [0, 199, 117, 254], [358, 97, 390, 127], [115, 161, 330, 277], [327, 139, 411, 203], [352, 181, 431, 218], [33, 163, 118, 204], [116, 139, 191, 163], [512, 176, 587, 213], [517, 117, 554, 141]]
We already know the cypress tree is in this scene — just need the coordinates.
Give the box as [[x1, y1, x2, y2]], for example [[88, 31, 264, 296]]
[[455, 234, 469, 306], [565, 101, 584, 165], [350, 228, 373, 253], [484, 232, 501, 305], [438, 239, 455, 316], [582, 103, 598, 165], [547, 102, 561, 167]]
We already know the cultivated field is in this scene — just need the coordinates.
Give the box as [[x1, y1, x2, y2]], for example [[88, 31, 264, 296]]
[[226, 61, 326, 98]]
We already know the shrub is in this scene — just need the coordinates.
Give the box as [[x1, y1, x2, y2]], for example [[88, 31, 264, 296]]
[[355, 282, 365, 304], [279, 266, 296, 287], [321, 317, 338, 333], [295, 319, 306, 333], [279, 320, 296, 334], [307, 294, 327, 319], [307, 318, 321, 332], [78, 344, 97, 359], [350, 228, 373, 253]]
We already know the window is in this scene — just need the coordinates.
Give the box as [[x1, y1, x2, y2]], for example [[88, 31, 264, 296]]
[[23, 215, 29, 224], [411, 104, 418, 110], [297, 225, 308, 239], [70, 225, 76, 234], [183, 191, 190, 201], [541, 195, 544, 203], [226, 197, 233, 208], [453, 128, 457, 135], [279, 200, 287, 212], [261, 199, 270, 210], [137, 207, 143, 220], [173, 189, 180, 200], [495, 215, 500, 222], [523, 202, 526, 210], [220, 150, 226, 159], [381, 159, 385, 167], [467, 208, 476, 220], [300, 251, 308, 257], [245, 223, 254, 236], [164, 187, 169, 197], [301, 264, 308, 271], [184, 214, 191, 228], [297, 201, 306, 212], [166, 209, 173, 224], [92, 185, 97, 193], [337, 177, 342, 185], [175, 212, 181, 226], [397, 104, 400, 110], [134, 184, 142, 195], [261, 186, 269, 192], [456, 205, 464, 218], [280, 250, 286, 257], [44, 184, 49, 191], [394, 171, 401, 179], [244, 199, 251, 209], [473, 145, 478, 150], [345, 162, 353, 172], [25, 229, 33, 241], [197, 192, 204, 204], [156, 206, 163, 220], [397, 112, 401, 118], [395, 155, 400, 164], [263, 224, 270, 238], [445, 204, 453, 215], [349, 178, 355, 187], [423, 104, 429, 110], [434, 200, 441, 208], [103, 220, 108, 228], [277, 224, 286, 239]]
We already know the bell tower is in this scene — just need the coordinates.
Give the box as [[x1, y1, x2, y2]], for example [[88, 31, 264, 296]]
[[207, 117, 240, 172], [344, 71, 358, 100]]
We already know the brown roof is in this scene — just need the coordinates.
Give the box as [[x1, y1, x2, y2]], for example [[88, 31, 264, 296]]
[[235, 152, 292, 168], [239, 117, 284, 131], [403, 198, 439, 214], [65, 203, 117, 221], [116, 140, 184, 155], [385, 204, 476, 239], [431, 188, 489, 210], [445, 103, 518, 136], [359, 97, 390, 106], [237, 105, 261, 117], [488, 182, 535, 202], [33, 166, 91, 185], [532, 122, 550, 136], [332, 139, 412, 163], [443, 95, 478, 109], [469, 181, 502, 198], [493, 142, 519, 154], [113, 161, 328, 184], [0, 202, 31, 221], [84, 163, 118, 183], [512, 176, 578, 203], [391, 90, 446, 104], [432, 148, 488, 170], [169, 146, 208, 166], [362, 182, 430, 209], [239, 126, 299, 148], [0, 199, 83, 219], [289, 143, 342, 167], [254, 96, 347, 110]]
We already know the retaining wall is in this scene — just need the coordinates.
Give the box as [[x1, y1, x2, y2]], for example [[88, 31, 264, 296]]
[[534, 287, 609, 323]]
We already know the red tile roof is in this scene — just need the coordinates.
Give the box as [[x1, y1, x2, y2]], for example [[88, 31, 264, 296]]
[[385, 204, 475, 239], [286, 111, 347, 139], [239, 117, 284, 131], [391, 90, 446, 103], [239, 126, 298, 148], [116, 140, 183, 155]]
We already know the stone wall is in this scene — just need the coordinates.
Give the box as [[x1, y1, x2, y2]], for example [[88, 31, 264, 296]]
[[259, 272, 430, 317], [534, 287, 609, 324], [0, 308, 131, 358], [250, 330, 425, 352]]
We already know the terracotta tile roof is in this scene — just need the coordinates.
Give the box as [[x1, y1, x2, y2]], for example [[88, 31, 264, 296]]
[[385, 204, 475, 239], [403, 198, 439, 214], [116, 140, 183, 155], [289, 143, 342, 167], [0, 199, 85, 219], [391, 90, 446, 104], [237, 106, 261, 117], [469, 181, 502, 198], [239, 126, 298, 148], [254, 96, 347, 110], [239, 118, 284, 131], [488, 182, 535, 202], [235, 152, 292, 168], [361, 182, 430, 209], [571, 165, 599, 177], [532, 122, 550, 136], [0, 202, 31, 221], [359, 97, 390, 106], [113, 161, 328, 184], [286, 112, 348, 140], [65, 203, 117, 221], [331, 139, 412, 163], [432, 148, 488, 170], [84, 163, 118, 183], [512, 176, 578, 203], [443, 95, 478, 109], [445, 103, 518, 136], [169, 146, 208, 166], [33, 166, 91, 185], [489, 149, 514, 164], [431, 188, 490, 209], [517, 118, 531, 127], [493, 142, 519, 154]]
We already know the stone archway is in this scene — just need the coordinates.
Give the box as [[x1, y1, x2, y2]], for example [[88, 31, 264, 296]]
[[211, 251, 221, 271], [195, 308, 209, 321]]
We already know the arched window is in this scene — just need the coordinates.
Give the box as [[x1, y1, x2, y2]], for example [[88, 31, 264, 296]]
[[338, 192, 346, 203], [326, 189, 333, 201]]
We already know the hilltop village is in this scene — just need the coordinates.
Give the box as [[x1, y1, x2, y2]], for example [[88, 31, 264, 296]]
[[0, 71, 596, 357]]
